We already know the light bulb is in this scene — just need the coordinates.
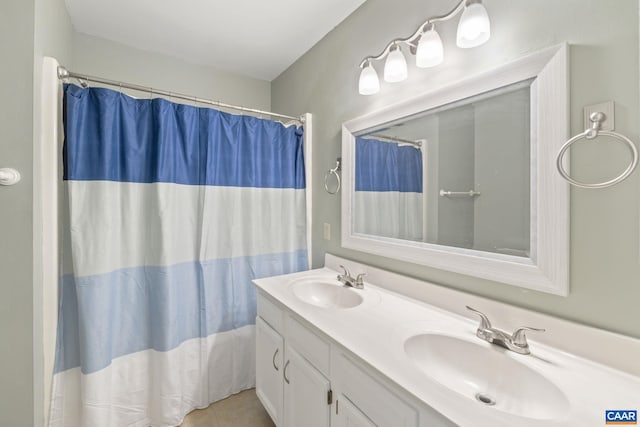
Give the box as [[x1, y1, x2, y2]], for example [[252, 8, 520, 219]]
[[416, 25, 443, 68], [456, 1, 491, 48], [358, 62, 380, 95], [384, 45, 408, 83]]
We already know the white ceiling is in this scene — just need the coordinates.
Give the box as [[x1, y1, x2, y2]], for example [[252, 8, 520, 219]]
[[65, 0, 366, 81]]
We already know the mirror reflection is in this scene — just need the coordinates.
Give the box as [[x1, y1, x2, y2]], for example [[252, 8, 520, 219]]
[[354, 80, 533, 257]]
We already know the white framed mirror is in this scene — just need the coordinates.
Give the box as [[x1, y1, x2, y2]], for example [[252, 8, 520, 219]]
[[341, 44, 569, 295]]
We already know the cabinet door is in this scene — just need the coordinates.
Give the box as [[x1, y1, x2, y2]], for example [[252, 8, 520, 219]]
[[283, 345, 331, 427], [334, 394, 377, 427], [331, 351, 418, 427], [256, 317, 284, 426]]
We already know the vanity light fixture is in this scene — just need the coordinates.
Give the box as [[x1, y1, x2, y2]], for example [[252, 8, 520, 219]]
[[416, 24, 444, 68], [384, 44, 409, 82], [358, 0, 491, 95], [359, 61, 380, 95], [457, 0, 491, 48]]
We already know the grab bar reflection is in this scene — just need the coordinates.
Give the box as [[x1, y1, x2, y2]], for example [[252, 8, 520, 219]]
[[439, 189, 480, 197]]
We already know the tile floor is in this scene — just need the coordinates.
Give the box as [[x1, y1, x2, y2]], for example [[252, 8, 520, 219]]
[[180, 389, 275, 427]]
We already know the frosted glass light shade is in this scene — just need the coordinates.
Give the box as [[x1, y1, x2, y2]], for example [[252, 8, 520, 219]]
[[456, 2, 491, 48], [416, 28, 444, 68], [358, 63, 380, 95], [384, 46, 408, 83]]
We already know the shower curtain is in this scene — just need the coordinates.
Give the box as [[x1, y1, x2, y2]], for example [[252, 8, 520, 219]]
[[50, 84, 308, 427], [354, 137, 423, 241]]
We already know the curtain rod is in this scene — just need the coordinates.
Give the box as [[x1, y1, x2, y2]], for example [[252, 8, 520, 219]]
[[57, 66, 304, 125], [362, 133, 423, 148]]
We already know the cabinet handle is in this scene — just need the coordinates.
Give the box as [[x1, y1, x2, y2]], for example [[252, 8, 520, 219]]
[[272, 348, 280, 371], [283, 360, 291, 384]]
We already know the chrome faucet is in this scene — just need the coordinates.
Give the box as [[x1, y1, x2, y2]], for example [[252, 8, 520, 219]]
[[466, 306, 544, 355], [337, 265, 366, 289]]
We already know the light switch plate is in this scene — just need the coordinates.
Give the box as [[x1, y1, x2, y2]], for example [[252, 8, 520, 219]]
[[584, 101, 614, 131]]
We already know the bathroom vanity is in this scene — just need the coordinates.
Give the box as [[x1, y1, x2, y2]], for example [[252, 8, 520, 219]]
[[253, 255, 640, 427]]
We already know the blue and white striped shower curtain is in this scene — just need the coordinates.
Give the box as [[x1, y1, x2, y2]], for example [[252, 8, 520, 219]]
[[50, 84, 308, 427], [354, 137, 423, 241]]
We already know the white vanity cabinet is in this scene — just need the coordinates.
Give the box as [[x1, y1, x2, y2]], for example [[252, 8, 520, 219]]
[[331, 350, 418, 427], [282, 345, 331, 427], [256, 292, 332, 427], [333, 396, 376, 427], [256, 290, 453, 427], [331, 350, 455, 427], [255, 263, 640, 427], [256, 317, 284, 425]]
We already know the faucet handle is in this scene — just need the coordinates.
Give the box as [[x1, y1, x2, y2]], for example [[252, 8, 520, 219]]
[[512, 326, 545, 347], [338, 265, 350, 279], [355, 272, 367, 287], [466, 306, 492, 330]]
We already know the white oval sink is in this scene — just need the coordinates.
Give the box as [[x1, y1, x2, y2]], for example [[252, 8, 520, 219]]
[[291, 279, 363, 309], [404, 333, 570, 420]]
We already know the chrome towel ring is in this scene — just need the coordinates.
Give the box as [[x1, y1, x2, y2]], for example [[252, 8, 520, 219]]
[[324, 158, 341, 195], [557, 112, 638, 189]]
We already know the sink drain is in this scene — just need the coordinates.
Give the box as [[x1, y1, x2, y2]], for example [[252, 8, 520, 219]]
[[475, 392, 496, 406]]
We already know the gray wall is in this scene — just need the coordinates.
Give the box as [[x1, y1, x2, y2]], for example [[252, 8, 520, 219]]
[[0, 0, 35, 425], [437, 107, 475, 248], [35, 0, 73, 66], [72, 32, 271, 110], [0, 0, 74, 424], [272, 0, 640, 338], [473, 88, 530, 255]]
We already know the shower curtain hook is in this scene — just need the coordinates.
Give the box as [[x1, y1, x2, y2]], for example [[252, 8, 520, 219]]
[[149, 87, 153, 99]]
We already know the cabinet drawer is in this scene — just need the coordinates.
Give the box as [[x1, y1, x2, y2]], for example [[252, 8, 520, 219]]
[[257, 291, 284, 333], [285, 315, 330, 377]]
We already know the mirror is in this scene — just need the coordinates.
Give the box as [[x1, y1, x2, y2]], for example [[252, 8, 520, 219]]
[[342, 44, 569, 295], [354, 80, 532, 257]]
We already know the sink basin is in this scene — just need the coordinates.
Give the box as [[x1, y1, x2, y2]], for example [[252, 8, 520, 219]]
[[291, 279, 363, 309], [404, 333, 570, 420]]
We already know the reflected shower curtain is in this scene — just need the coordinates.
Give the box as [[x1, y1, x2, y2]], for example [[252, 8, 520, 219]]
[[50, 84, 308, 427], [354, 137, 423, 240]]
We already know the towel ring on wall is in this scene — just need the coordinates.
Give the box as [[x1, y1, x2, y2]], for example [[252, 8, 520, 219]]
[[324, 158, 341, 195], [556, 112, 638, 189]]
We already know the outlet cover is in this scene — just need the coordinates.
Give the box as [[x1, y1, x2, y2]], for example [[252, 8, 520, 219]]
[[323, 223, 331, 240]]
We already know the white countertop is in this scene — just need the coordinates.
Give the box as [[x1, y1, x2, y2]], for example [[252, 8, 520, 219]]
[[254, 267, 640, 427]]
